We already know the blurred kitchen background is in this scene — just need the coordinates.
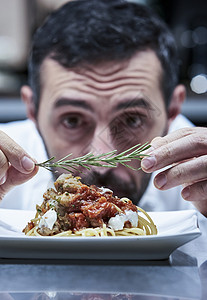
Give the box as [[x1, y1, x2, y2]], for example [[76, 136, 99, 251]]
[[0, 0, 206, 125]]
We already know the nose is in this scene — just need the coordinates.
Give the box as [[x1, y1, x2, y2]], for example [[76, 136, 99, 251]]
[[90, 127, 115, 154], [87, 126, 116, 174]]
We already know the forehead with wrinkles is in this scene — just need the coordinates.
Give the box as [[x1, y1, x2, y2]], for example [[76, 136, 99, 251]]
[[39, 50, 163, 98]]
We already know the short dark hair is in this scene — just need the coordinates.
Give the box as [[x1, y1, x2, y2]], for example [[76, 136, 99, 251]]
[[28, 0, 180, 113]]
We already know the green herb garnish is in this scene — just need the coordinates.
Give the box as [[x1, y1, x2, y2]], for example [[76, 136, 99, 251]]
[[36, 142, 150, 173]]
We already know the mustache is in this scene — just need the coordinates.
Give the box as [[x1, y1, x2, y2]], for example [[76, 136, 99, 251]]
[[81, 169, 133, 189]]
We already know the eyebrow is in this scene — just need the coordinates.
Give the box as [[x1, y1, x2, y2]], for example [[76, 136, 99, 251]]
[[114, 98, 152, 111], [54, 98, 94, 111]]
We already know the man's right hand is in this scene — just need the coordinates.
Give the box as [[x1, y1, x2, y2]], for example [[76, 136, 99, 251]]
[[0, 130, 38, 200]]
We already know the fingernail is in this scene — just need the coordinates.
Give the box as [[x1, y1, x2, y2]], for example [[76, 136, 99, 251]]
[[141, 156, 156, 170], [154, 173, 167, 188], [182, 187, 190, 199], [0, 175, 6, 185], [21, 156, 35, 172]]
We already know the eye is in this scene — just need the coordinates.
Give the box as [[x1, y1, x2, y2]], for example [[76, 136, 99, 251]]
[[62, 114, 83, 129], [125, 114, 142, 128]]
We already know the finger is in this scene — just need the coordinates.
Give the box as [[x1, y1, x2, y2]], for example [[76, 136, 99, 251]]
[[141, 129, 207, 172], [150, 127, 206, 149], [181, 181, 207, 217], [153, 155, 207, 190], [0, 165, 39, 201], [0, 150, 9, 181], [141, 128, 196, 155], [0, 131, 35, 174]]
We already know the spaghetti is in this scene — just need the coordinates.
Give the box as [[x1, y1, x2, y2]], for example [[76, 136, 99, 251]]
[[23, 174, 157, 237]]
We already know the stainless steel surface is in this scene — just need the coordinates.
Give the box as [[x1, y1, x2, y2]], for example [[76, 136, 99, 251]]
[[0, 251, 202, 299]]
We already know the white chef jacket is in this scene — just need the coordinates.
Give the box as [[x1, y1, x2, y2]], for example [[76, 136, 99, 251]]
[[0, 115, 195, 211]]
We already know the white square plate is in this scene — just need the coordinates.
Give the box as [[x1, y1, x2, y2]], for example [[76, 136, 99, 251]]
[[0, 208, 201, 260]]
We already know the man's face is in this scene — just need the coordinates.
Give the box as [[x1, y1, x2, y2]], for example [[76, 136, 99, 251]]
[[35, 50, 168, 204]]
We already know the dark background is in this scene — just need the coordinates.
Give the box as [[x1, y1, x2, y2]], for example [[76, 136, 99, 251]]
[[0, 0, 206, 125]]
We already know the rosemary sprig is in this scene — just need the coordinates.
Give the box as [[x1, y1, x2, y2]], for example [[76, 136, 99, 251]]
[[36, 142, 151, 173]]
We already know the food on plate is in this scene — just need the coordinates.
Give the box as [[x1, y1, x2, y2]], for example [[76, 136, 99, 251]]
[[23, 174, 157, 237]]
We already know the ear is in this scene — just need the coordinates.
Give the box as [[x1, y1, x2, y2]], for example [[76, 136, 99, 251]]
[[167, 84, 186, 129], [21, 85, 37, 124]]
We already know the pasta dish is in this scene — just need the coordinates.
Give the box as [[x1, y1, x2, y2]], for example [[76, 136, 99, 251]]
[[23, 174, 157, 237]]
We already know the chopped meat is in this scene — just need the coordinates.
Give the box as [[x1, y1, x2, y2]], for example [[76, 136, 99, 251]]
[[22, 221, 34, 234], [66, 213, 89, 231], [54, 173, 85, 193], [108, 196, 137, 212], [59, 192, 76, 207], [82, 198, 118, 227], [43, 188, 58, 200]]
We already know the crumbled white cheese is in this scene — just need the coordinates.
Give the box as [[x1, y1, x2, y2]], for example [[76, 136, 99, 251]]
[[108, 210, 138, 231], [99, 187, 113, 194], [38, 209, 57, 230], [108, 214, 127, 231], [125, 210, 138, 228]]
